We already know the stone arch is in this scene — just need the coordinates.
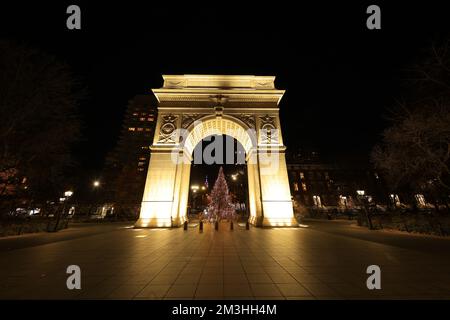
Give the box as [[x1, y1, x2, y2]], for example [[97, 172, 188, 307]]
[[135, 75, 297, 228], [183, 115, 256, 156]]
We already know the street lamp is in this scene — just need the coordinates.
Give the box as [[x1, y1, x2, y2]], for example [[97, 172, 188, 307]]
[[64, 190, 73, 197], [55, 190, 73, 232], [90, 180, 101, 218], [190, 185, 200, 212], [356, 189, 373, 230]]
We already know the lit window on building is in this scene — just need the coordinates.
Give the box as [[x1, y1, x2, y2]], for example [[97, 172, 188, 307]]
[[148, 117, 154, 121], [145, 128, 151, 132], [138, 161, 145, 166], [132, 113, 138, 116], [313, 195, 322, 207], [128, 127, 135, 131], [390, 194, 401, 207], [299, 172, 305, 179], [301, 182, 307, 191], [324, 172, 329, 180], [339, 195, 348, 208], [415, 194, 426, 207], [139, 157, 146, 161], [139, 117, 146, 121], [137, 128, 143, 131], [294, 182, 299, 191]]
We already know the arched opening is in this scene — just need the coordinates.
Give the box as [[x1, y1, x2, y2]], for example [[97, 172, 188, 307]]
[[176, 116, 260, 226], [187, 134, 249, 223]]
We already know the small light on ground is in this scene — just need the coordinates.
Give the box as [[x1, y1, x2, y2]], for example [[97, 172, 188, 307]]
[[298, 224, 309, 228]]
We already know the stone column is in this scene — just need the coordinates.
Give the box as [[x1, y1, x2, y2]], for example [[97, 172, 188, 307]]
[[258, 149, 297, 227], [247, 149, 263, 226], [135, 149, 178, 228]]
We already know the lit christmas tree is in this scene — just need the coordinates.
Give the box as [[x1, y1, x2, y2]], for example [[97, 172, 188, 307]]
[[207, 167, 236, 222]]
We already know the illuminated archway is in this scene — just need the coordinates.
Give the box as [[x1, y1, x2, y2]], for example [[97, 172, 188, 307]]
[[135, 75, 297, 228]]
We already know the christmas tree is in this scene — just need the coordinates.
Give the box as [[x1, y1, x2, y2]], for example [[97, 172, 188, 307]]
[[207, 167, 236, 222]]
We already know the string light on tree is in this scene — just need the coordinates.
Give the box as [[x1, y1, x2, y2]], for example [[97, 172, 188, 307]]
[[207, 167, 236, 222]]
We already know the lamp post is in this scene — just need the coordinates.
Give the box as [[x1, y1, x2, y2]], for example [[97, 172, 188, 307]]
[[231, 172, 244, 214], [87, 180, 101, 218], [54, 190, 73, 231], [191, 185, 199, 214], [229, 172, 248, 218], [357, 190, 373, 230]]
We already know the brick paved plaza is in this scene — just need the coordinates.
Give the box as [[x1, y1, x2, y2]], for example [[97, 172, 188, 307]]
[[0, 221, 450, 299]]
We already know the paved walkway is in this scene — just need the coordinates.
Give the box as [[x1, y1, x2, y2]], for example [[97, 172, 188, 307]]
[[0, 221, 449, 299]]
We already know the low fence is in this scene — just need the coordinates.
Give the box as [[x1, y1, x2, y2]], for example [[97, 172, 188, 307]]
[[0, 216, 69, 237], [301, 206, 450, 236], [364, 211, 450, 236]]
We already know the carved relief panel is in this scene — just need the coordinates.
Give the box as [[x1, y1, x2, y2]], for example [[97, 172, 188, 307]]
[[181, 113, 204, 129], [157, 114, 178, 144], [235, 113, 256, 129], [259, 114, 279, 144]]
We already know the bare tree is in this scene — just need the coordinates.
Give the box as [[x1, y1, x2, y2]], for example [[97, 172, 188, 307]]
[[406, 40, 450, 98], [372, 103, 450, 191], [372, 40, 450, 198], [0, 40, 81, 215]]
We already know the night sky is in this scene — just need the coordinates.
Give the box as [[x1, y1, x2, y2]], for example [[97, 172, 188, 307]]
[[2, 2, 450, 174]]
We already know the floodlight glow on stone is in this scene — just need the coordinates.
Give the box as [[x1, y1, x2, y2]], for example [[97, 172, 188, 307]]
[[135, 75, 297, 228]]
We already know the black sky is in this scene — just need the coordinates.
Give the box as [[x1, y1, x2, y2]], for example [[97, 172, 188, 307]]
[[2, 2, 450, 173]]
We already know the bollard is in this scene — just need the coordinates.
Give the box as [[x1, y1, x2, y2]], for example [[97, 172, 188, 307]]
[[230, 221, 234, 230], [183, 220, 188, 230], [215, 221, 219, 231], [199, 221, 203, 232], [246, 221, 250, 230]]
